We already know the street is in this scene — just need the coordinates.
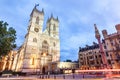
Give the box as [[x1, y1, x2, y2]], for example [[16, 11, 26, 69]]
[[0, 74, 120, 80]]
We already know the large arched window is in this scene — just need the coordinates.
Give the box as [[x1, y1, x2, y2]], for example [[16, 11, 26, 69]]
[[36, 17, 39, 24], [42, 40, 49, 55], [53, 42, 56, 47], [33, 38, 37, 42]]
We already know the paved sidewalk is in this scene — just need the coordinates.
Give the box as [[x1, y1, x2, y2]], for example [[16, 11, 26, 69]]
[[0, 77, 120, 80]]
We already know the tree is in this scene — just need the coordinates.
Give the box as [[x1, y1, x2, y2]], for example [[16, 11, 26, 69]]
[[0, 21, 16, 57], [65, 59, 72, 62]]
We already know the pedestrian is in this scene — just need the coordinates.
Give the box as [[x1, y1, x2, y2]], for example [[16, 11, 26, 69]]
[[48, 72, 50, 78], [54, 75, 56, 79], [83, 74, 84, 78], [63, 75, 65, 79], [73, 74, 75, 79]]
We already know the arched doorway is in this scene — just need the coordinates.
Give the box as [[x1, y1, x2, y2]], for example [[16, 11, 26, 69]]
[[42, 67, 45, 74]]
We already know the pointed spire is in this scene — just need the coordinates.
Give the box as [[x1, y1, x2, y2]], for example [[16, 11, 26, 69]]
[[34, 4, 39, 9], [94, 24, 101, 39], [56, 16, 59, 21]]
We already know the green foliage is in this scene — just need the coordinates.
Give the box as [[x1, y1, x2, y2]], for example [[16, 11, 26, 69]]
[[65, 59, 72, 62], [0, 21, 16, 57]]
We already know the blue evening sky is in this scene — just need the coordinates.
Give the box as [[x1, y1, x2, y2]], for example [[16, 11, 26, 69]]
[[0, 0, 120, 61]]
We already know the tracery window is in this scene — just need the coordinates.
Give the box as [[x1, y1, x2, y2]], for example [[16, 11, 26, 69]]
[[53, 42, 56, 47], [53, 24, 56, 31], [33, 38, 37, 42], [36, 17, 39, 24], [42, 40, 49, 55]]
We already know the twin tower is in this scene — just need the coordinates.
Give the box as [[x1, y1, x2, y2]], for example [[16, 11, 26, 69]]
[[14, 6, 60, 73]]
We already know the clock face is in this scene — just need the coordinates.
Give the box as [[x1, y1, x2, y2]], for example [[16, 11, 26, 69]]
[[34, 28, 39, 32]]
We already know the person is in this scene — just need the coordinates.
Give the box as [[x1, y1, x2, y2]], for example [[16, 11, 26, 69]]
[[48, 72, 50, 78], [63, 74, 65, 79], [83, 74, 84, 78]]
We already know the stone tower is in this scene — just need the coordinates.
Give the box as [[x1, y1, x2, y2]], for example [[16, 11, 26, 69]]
[[14, 5, 60, 73], [46, 14, 59, 39], [22, 6, 44, 73]]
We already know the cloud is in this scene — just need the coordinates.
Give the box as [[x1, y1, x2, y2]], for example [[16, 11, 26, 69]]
[[0, 0, 120, 61]]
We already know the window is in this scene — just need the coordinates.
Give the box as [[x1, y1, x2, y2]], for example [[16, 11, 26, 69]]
[[89, 56, 93, 59], [33, 38, 37, 42], [53, 24, 56, 31], [36, 17, 39, 24], [99, 55, 101, 58], [101, 60, 103, 64], [53, 42, 56, 47], [34, 28, 39, 32], [97, 61, 99, 64], [110, 40, 113, 46], [95, 55, 97, 58], [108, 60, 111, 64], [106, 52, 109, 56], [80, 58, 83, 60], [104, 45, 107, 49], [81, 62, 83, 65], [90, 61, 94, 65], [119, 40, 120, 43], [32, 58, 34, 65], [89, 52, 92, 54], [111, 42, 113, 46], [42, 40, 49, 54]]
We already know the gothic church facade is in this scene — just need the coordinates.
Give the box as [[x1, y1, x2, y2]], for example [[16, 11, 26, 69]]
[[13, 6, 60, 73]]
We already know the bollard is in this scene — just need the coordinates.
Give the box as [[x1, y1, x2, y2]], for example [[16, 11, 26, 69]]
[[48, 75, 50, 78], [63, 75, 65, 79], [42, 75, 44, 79], [39, 75, 41, 78], [17, 74, 19, 77], [83, 74, 84, 78], [73, 74, 75, 79], [45, 75, 47, 78], [54, 75, 56, 79]]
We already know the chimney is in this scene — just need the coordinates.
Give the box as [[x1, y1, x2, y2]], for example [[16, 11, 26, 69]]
[[102, 30, 108, 38], [115, 24, 120, 33]]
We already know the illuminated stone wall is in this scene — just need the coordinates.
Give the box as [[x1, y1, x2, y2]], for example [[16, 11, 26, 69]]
[[14, 6, 60, 73], [57, 62, 78, 69], [78, 45, 103, 70], [102, 24, 120, 69], [0, 50, 17, 72]]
